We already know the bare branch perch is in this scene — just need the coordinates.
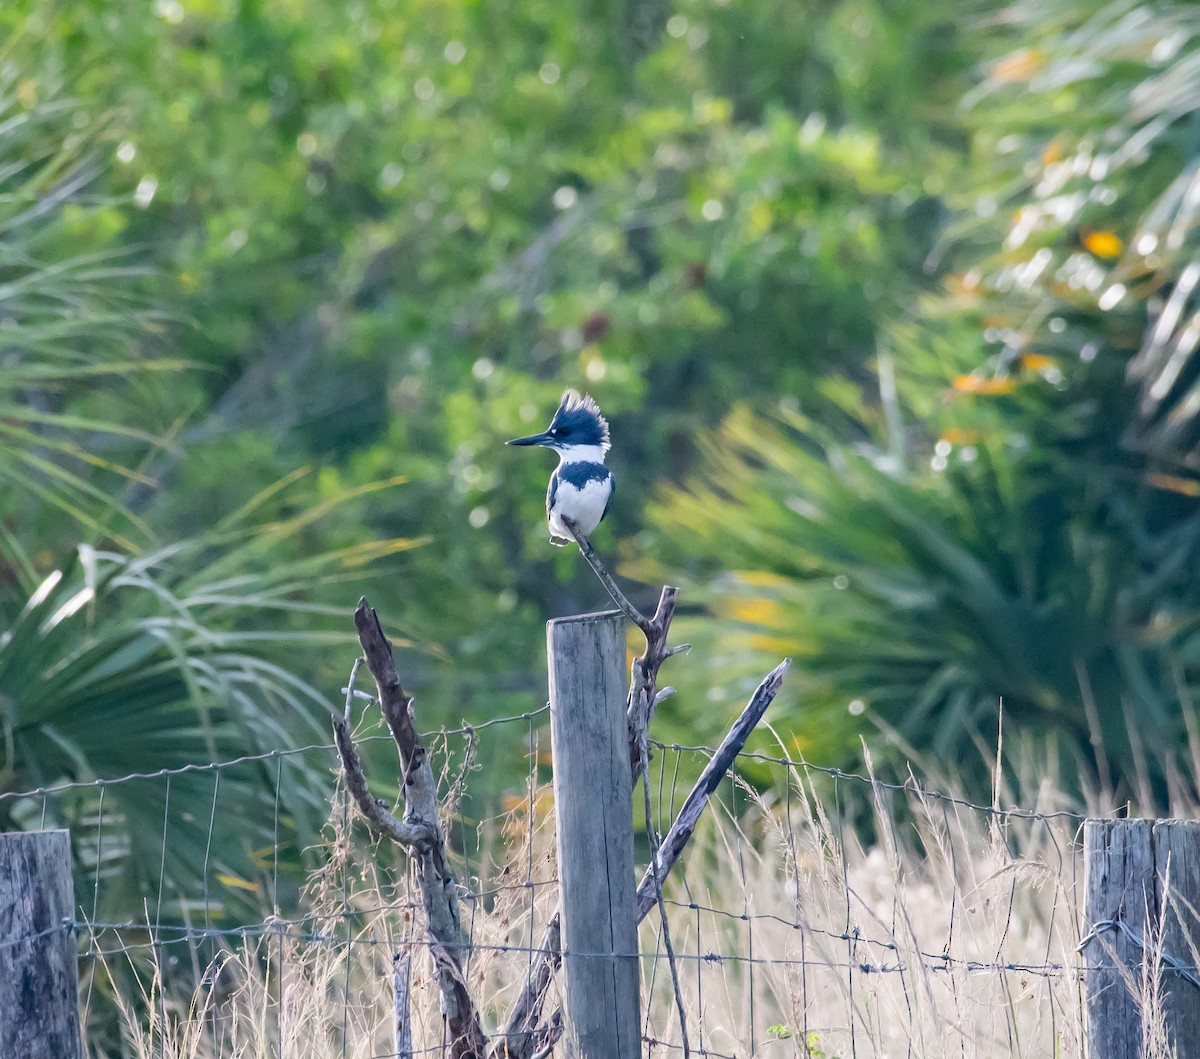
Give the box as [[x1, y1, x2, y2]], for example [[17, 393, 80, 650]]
[[635, 658, 790, 918], [562, 517, 651, 633], [350, 600, 466, 943], [561, 517, 682, 773], [353, 601, 423, 782], [333, 598, 485, 1059], [627, 584, 679, 780]]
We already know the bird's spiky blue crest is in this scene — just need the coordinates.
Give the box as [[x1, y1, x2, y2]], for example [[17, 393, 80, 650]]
[[548, 389, 610, 453]]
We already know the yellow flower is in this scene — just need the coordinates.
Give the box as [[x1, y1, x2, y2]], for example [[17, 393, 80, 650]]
[[952, 375, 1016, 395], [1019, 353, 1057, 372], [1082, 231, 1123, 260]]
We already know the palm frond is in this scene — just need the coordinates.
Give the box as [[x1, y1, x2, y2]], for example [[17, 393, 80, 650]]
[[644, 404, 1200, 800], [0, 55, 178, 545]]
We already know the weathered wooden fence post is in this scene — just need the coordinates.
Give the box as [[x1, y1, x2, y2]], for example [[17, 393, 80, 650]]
[[1084, 818, 1200, 1059], [548, 611, 641, 1059], [0, 830, 82, 1059]]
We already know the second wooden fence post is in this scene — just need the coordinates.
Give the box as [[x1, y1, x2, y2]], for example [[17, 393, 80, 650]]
[[1084, 818, 1200, 1059], [548, 610, 641, 1059], [0, 830, 82, 1059]]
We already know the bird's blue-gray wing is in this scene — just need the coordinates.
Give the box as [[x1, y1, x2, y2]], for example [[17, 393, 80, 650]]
[[600, 472, 615, 524], [546, 471, 559, 519]]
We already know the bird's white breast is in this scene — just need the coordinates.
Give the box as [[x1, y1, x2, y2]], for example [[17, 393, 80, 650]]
[[549, 476, 611, 539]]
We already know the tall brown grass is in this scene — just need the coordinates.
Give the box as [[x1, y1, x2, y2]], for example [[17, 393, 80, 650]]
[[91, 741, 1186, 1059]]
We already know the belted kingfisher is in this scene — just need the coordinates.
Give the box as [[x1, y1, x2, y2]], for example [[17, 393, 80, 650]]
[[507, 390, 615, 545]]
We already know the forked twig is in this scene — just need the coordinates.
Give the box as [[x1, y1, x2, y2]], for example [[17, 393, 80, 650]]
[[332, 659, 435, 849], [333, 598, 483, 1059]]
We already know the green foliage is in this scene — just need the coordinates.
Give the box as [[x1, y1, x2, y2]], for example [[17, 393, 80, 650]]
[[17, 0, 1200, 898], [803, 1031, 842, 1058], [765, 1024, 844, 1058], [646, 404, 1200, 795], [0, 0, 974, 783], [644, 0, 1200, 802], [936, 0, 1200, 468], [0, 53, 178, 553], [0, 503, 423, 918], [0, 31, 424, 919]]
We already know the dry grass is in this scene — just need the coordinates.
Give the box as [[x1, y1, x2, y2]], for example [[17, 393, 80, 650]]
[[90, 746, 1188, 1059]]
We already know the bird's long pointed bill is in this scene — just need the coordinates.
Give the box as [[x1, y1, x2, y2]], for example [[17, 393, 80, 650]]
[[506, 431, 553, 446]]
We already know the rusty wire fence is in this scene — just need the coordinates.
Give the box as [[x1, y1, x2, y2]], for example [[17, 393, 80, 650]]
[[0, 701, 1107, 1059]]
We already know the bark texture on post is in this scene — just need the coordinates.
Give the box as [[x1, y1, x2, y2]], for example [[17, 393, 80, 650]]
[[1083, 818, 1200, 1059], [0, 830, 82, 1059], [548, 611, 640, 1059], [1151, 819, 1200, 1058]]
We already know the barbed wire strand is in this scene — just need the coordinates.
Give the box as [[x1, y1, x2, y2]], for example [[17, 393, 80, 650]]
[[11, 917, 1153, 978], [2, 704, 1172, 1057], [0, 707, 550, 805]]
